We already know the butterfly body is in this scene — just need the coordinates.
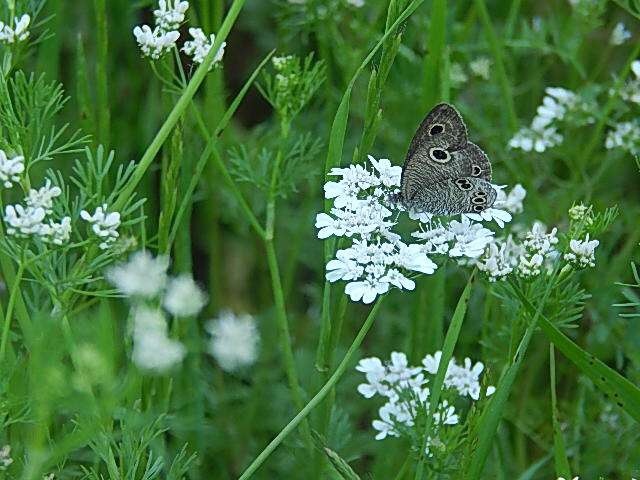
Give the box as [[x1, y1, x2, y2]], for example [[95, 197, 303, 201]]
[[399, 103, 496, 215]]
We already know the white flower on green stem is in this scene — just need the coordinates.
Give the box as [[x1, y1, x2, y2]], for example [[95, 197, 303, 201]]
[[40, 217, 72, 245], [106, 250, 169, 298], [25, 179, 62, 214], [206, 311, 259, 372], [4, 204, 46, 236], [133, 25, 179, 60], [447, 217, 495, 258], [154, 0, 189, 32], [163, 274, 208, 317], [80, 204, 121, 249], [0, 14, 30, 44], [0, 150, 25, 188], [182, 28, 226, 68], [564, 234, 599, 268], [476, 236, 521, 282], [610, 22, 631, 46]]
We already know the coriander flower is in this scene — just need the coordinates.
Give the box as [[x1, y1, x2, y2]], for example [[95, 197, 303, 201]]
[[0, 150, 25, 188], [80, 204, 121, 249], [4, 204, 46, 236], [133, 25, 179, 60], [154, 0, 189, 32], [107, 250, 169, 298], [182, 28, 226, 68], [476, 236, 522, 282], [523, 222, 558, 255], [25, 179, 62, 214], [206, 311, 259, 372], [0, 14, 30, 44], [610, 22, 631, 46], [469, 56, 491, 80], [132, 307, 185, 373], [358, 350, 493, 449], [40, 217, 72, 245], [449, 62, 468, 88], [494, 184, 526, 214], [163, 274, 208, 317], [564, 234, 599, 268], [320, 155, 510, 304], [568, 203, 593, 225], [605, 120, 640, 155], [0, 445, 12, 470]]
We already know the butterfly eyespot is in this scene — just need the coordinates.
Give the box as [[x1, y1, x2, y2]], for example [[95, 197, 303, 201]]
[[471, 165, 482, 176], [476, 191, 487, 197], [429, 147, 450, 163], [429, 123, 445, 135], [455, 178, 472, 190], [471, 195, 486, 205], [472, 204, 485, 213]]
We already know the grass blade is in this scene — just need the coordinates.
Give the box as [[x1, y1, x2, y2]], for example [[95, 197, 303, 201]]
[[549, 344, 572, 478]]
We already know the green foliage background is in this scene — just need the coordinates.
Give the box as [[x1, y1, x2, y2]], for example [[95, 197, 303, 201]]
[[1, 0, 640, 478]]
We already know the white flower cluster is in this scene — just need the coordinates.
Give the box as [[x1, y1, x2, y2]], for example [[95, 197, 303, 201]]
[[4, 179, 72, 245], [133, 0, 187, 59], [605, 120, 640, 156], [517, 222, 559, 278], [317, 155, 512, 304], [133, 1, 225, 68], [182, 28, 226, 68], [0, 445, 12, 470], [154, 0, 189, 32], [132, 307, 186, 373], [107, 250, 207, 317], [0, 150, 25, 188], [477, 196, 601, 281], [564, 234, 599, 268], [509, 87, 578, 152], [107, 251, 209, 373], [81, 204, 121, 250], [317, 157, 434, 303], [613, 60, 640, 105], [0, 14, 30, 44], [133, 25, 179, 60], [206, 311, 260, 372], [356, 351, 494, 447], [469, 56, 491, 80], [610, 22, 631, 46]]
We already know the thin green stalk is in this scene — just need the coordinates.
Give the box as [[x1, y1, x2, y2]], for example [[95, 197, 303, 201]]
[[167, 51, 274, 246], [93, 0, 110, 146], [462, 270, 560, 479], [474, 0, 518, 132], [549, 344, 572, 478], [421, 0, 447, 110], [113, 0, 247, 211], [0, 259, 24, 364], [238, 297, 384, 480], [414, 273, 474, 480], [264, 239, 311, 438]]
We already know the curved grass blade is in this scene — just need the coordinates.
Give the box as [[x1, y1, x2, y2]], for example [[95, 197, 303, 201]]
[[515, 287, 640, 423], [415, 272, 474, 479], [549, 344, 572, 478]]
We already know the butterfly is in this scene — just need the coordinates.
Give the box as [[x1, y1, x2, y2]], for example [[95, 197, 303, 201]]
[[399, 103, 497, 215]]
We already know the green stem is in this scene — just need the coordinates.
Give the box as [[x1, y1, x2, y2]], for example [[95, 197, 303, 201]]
[[0, 259, 24, 364], [474, 0, 518, 132], [113, 0, 247, 211], [415, 273, 474, 479], [549, 344, 572, 478], [93, 0, 110, 147], [238, 297, 384, 480]]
